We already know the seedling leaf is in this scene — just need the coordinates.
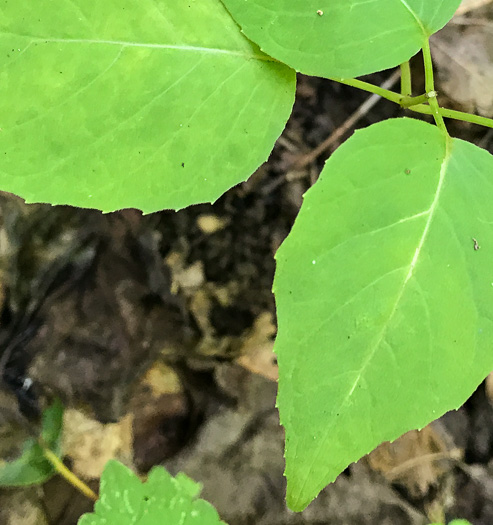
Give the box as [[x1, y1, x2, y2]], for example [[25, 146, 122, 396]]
[[0, 398, 64, 486], [221, 0, 462, 78], [274, 118, 493, 510], [78, 460, 227, 525], [0, 1, 295, 213]]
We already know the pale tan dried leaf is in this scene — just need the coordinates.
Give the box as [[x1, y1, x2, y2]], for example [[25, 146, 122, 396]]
[[166, 251, 205, 295], [236, 312, 278, 382], [139, 361, 182, 397], [456, 0, 493, 15], [196, 214, 229, 234], [62, 409, 133, 479], [367, 426, 460, 497], [433, 26, 493, 117], [485, 371, 493, 404], [0, 490, 48, 525]]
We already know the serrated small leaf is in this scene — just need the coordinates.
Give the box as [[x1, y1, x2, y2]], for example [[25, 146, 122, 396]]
[[0, 1, 295, 213], [78, 460, 227, 525], [0, 399, 64, 486], [274, 118, 493, 510], [174, 471, 202, 499], [222, 0, 461, 78]]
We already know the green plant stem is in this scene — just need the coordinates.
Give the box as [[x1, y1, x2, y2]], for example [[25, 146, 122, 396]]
[[400, 92, 430, 108], [334, 77, 440, 110], [332, 77, 403, 104], [421, 38, 447, 134], [400, 62, 412, 97], [41, 446, 98, 502], [409, 104, 493, 129], [331, 76, 493, 130]]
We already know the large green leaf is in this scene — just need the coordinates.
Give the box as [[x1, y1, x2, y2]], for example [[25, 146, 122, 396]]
[[0, 399, 64, 486], [274, 118, 493, 511], [221, 0, 461, 78], [78, 460, 227, 525], [0, 1, 295, 213]]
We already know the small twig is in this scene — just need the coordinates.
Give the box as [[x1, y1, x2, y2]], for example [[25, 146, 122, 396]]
[[385, 448, 463, 480], [294, 69, 401, 169]]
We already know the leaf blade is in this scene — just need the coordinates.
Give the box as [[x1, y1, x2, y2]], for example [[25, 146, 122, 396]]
[[0, 399, 64, 487], [78, 460, 227, 525], [221, 0, 462, 78], [0, 1, 295, 212], [274, 118, 493, 510]]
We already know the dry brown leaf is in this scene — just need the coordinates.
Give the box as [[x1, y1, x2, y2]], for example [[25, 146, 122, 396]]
[[456, 0, 493, 15], [196, 214, 229, 234], [236, 312, 278, 382], [485, 371, 493, 404], [0, 490, 48, 525], [367, 426, 461, 497], [190, 288, 213, 334], [62, 409, 133, 479], [139, 361, 182, 397], [166, 251, 205, 295], [433, 25, 493, 117]]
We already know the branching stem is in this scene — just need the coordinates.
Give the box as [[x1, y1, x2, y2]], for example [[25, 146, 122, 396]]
[[331, 48, 493, 131]]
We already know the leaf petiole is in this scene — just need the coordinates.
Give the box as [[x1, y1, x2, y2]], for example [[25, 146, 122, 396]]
[[411, 104, 493, 129], [400, 61, 412, 97], [332, 77, 438, 109], [40, 444, 98, 502], [400, 92, 433, 108], [331, 73, 493, 130], [331, 76, 403, 104], [421, 38, 447, 134]]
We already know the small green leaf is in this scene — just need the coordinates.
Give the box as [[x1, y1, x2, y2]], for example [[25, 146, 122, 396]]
[[0, 1, 295, 212], [274, 118, 493, 510], [221, 0, 461, 78], [41, 398, 64, 446], [78, 460, 227, 525], [174, 472, 202, 499], [0, 399, 64, 486]]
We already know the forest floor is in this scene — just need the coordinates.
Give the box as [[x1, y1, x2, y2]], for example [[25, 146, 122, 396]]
[[1, 1, 493, 524]]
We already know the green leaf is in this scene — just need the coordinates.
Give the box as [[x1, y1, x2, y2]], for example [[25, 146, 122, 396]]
[[274, 118, 493, 511], [221, 0, 461, 78], [40, 398, 64, 446], [78, 460, 227, 525], [0, 1, 295, 213], [0, 399, 64, 486]]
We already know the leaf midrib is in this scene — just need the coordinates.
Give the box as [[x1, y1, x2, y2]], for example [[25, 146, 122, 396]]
[[1, 31, 274, 62], [398, 0, 427, 35]]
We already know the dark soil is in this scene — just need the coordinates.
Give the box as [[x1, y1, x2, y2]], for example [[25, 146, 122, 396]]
[[1, 70, 493, 525]]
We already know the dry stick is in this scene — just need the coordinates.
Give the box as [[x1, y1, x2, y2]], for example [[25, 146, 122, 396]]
[[295, 69, 401, 169]]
